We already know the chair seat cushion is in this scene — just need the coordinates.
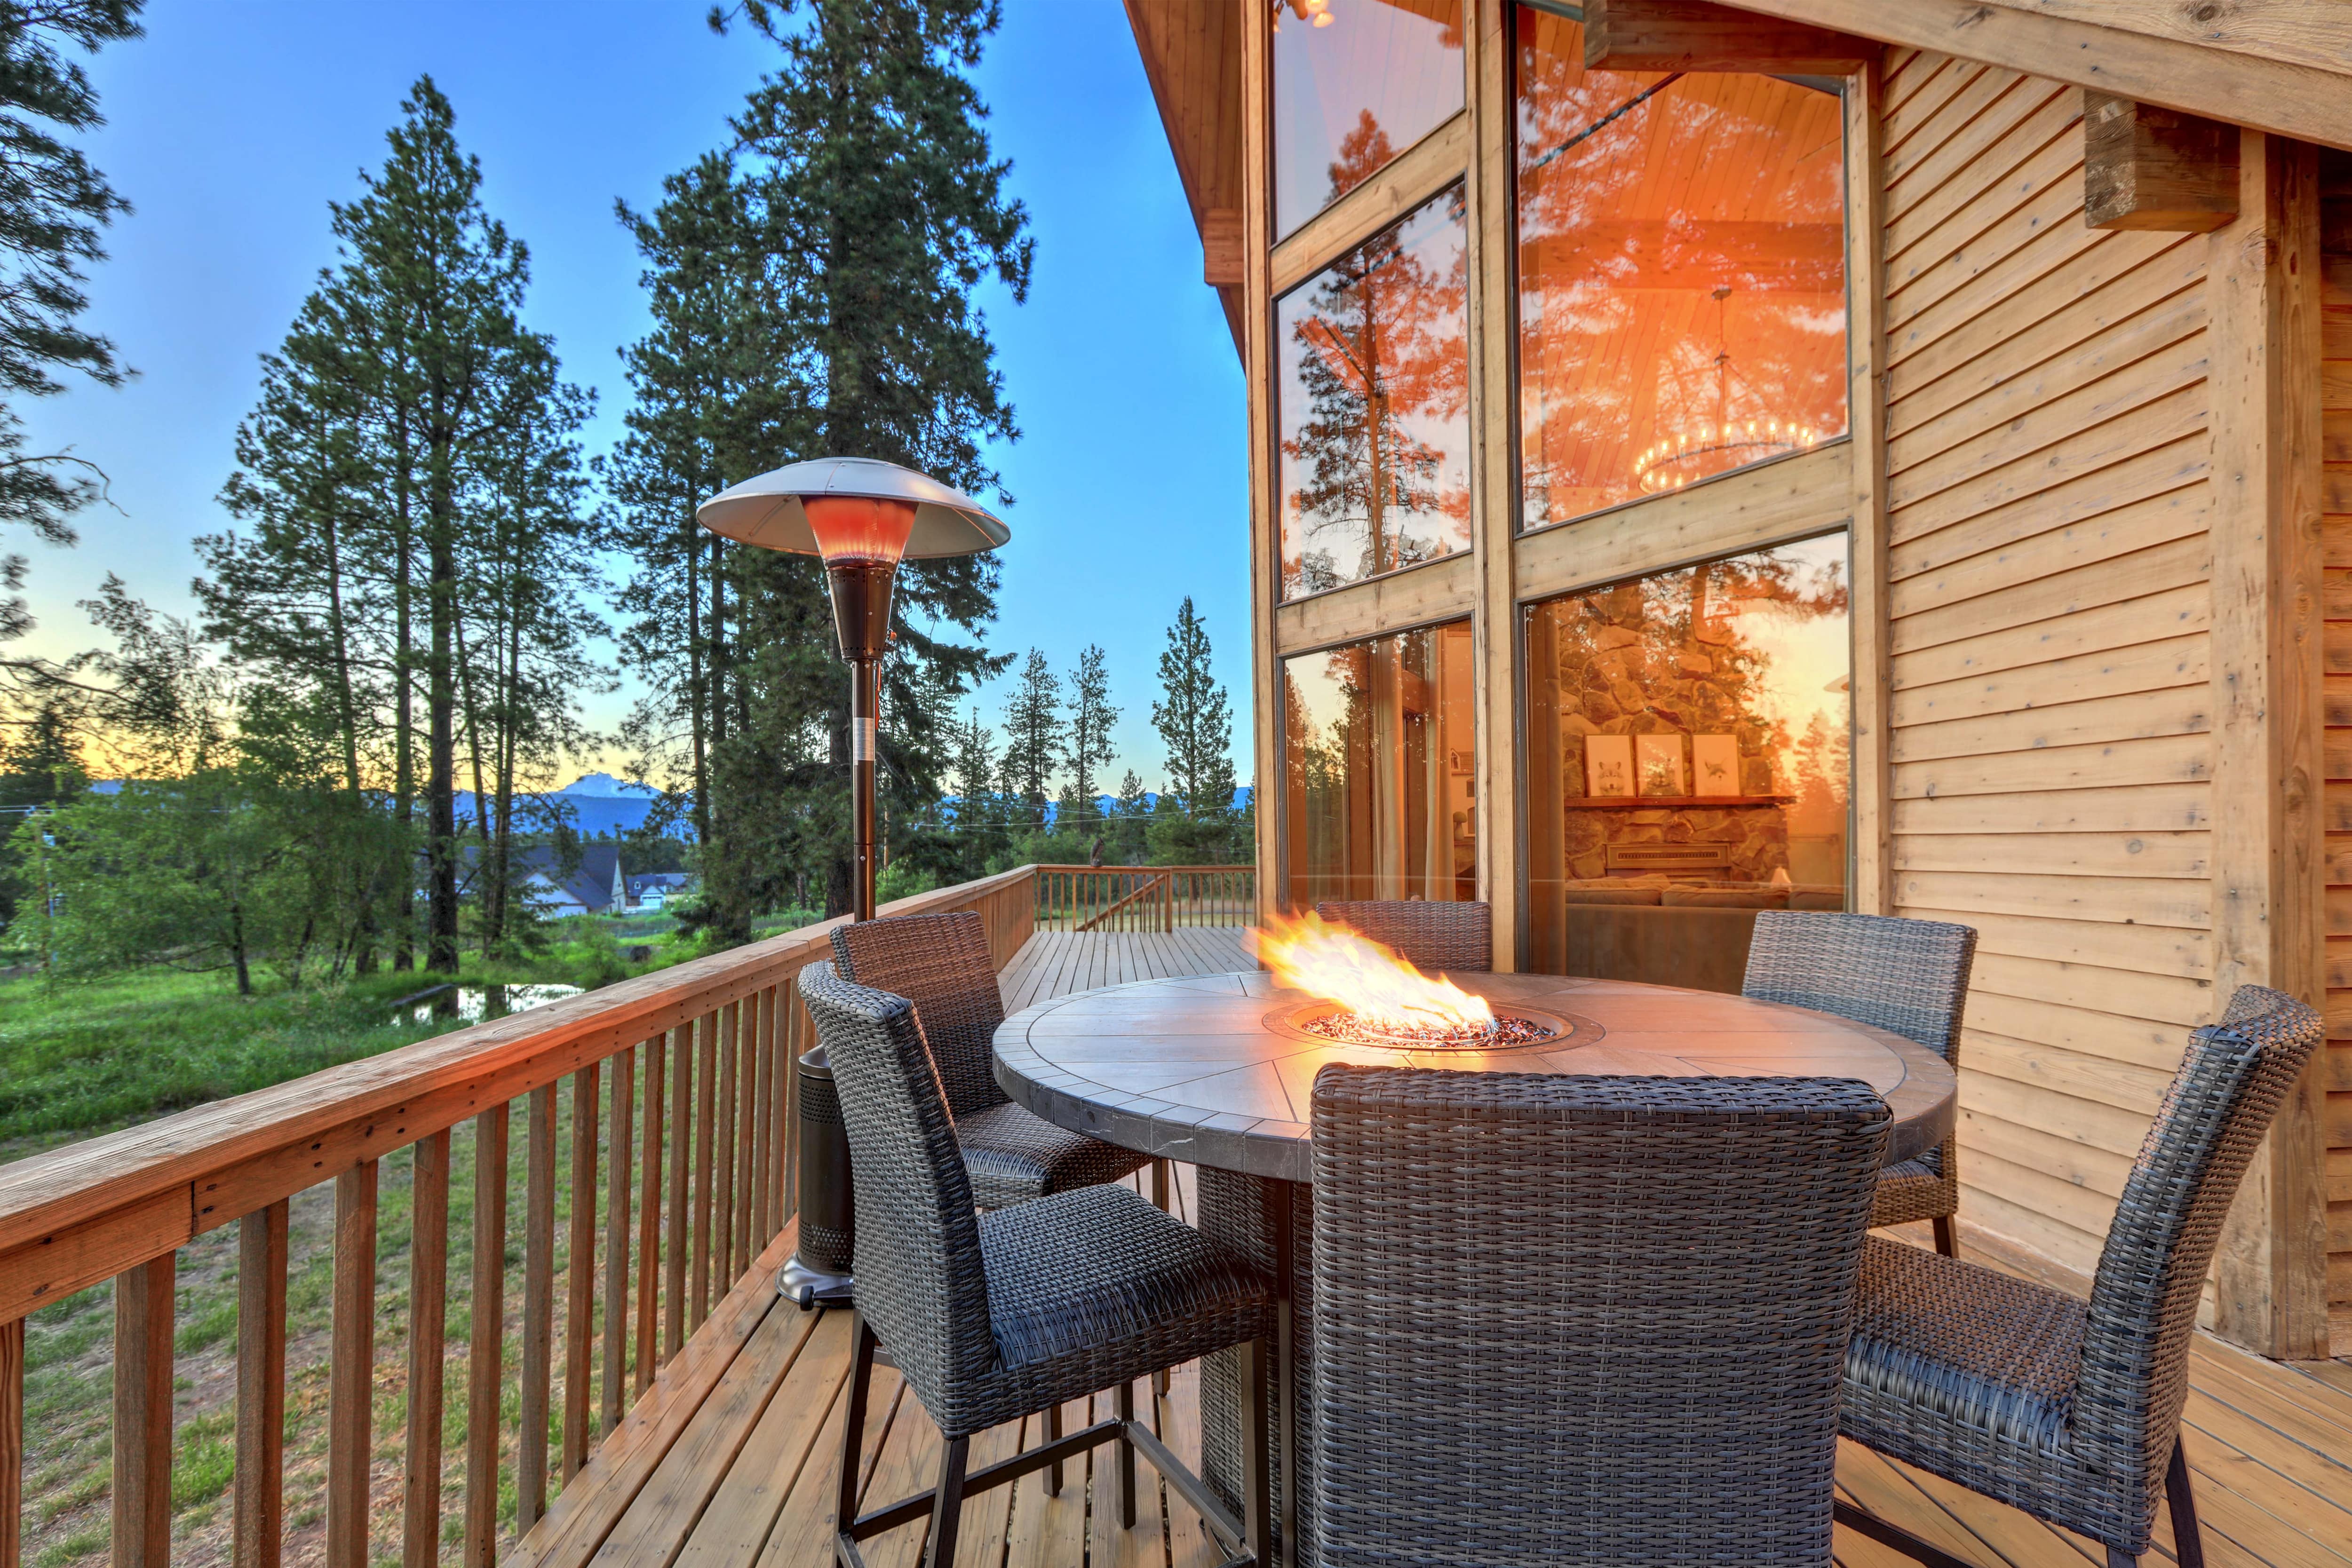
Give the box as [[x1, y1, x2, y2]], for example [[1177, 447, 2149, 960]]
[[1843, 1236, 2082, 1451], [956, 1100, 1151, 1210], [922, 1184, 1274, 1436]]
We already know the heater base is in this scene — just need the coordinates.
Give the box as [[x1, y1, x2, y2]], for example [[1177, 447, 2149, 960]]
[[777, 1258, 856, 1310]]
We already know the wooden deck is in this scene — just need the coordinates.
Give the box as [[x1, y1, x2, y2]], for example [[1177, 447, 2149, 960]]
[[515, 928, 2352, 1568]]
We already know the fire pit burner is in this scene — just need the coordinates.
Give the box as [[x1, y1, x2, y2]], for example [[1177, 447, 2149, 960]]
[[1298, 1011, 1558, 1051]]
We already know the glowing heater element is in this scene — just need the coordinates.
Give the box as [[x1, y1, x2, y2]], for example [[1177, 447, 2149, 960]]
[[803, 494, 917, 567], [1252, 911, 1496, 1036]]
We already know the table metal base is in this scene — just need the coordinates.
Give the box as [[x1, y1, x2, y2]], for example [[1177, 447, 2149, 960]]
[[1198, 1168, 1313, 1568]]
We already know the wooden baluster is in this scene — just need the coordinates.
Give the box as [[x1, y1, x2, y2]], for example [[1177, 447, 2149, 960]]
[[114, 1251, 175, 1568], [733, 999, 755, 1269], [463, 1105, 508, 1568], [777, 985, 799, 1221], [518, 1084, 556, 1529], [713, 1002, 737, 1289], [233, 1201, 288, 1568], [665, 1022, 690, 1357], [604, 1043, 635, 1431], [639, 1033, 667, 1388], [691, 1011, 716, 1326], [403, 1135, 449, 1568], [749, 990, 771, 1245], [563, 1064, 598, 1480], [327, 1161, 377, 1568], [0, 1315, 18, 1568]]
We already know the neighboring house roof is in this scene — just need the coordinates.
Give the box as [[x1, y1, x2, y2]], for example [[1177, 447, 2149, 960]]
[[628, 872, 691, 897], [460, 842, 624, 915]]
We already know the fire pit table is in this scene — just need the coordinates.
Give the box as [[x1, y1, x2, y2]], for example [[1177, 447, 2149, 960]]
[[992, 966, 1957, 1568]]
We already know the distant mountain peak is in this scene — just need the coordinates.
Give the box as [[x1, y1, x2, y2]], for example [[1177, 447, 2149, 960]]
[[559, 772, 651, 798]]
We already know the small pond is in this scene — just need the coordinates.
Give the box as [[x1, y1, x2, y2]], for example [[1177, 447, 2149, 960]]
[[400, 983, 582, 1026]]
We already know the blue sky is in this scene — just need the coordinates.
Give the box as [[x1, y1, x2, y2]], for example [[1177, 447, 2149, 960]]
[[10, 0, 1250, 792]]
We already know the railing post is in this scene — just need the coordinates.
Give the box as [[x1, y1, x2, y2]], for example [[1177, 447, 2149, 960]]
[[113, 1251, 174, 1568], [0, 1316, 20, 1568], [328, 1161, 378, 1568], [464, 1105, 509, 1568], [236, 1199, 288, 1568], [403, 1136, 449, 1568], [519, 1085, 556, 1529], [604, 1043, 636, 1433], [564, 1063, 599, 1480]]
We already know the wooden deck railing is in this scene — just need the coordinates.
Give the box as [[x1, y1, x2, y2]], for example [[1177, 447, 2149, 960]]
[[0, 865, 1039, 1568], [1032, 863, 1255, 932]]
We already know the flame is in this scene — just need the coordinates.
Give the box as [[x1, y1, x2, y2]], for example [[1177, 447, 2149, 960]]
[[1251, 911, 1495, 1034]]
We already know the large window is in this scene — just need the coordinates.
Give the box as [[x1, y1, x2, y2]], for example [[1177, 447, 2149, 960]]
[[1277, 186, 1470, 600], [1273, 0, 1465, 239], [1523, 536, 1850, 977], [1284, 619, 1476, 909], [1516, 8, 1847, 529]]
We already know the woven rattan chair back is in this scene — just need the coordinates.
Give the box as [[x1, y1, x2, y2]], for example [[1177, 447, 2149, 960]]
[[798, 959, 998, 1410], [1308, 1065, 1890, 1568], [831, 910, 1009, 1119], [2078, 983, 2322, 1481], [1742, 910, 1977, 1061], [1313, 900, 1492, 972]]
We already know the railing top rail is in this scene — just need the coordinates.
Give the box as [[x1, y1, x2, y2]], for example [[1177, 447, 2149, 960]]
[[1030, 864, 1254, 875], [0, 864, 1039, 1261]]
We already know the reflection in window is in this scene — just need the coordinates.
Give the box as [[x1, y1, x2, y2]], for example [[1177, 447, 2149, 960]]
[[1273, 0, 1465, 239], [1523, 535, 1850, 977], [1516, 8, 1846, 529], [1284, 620, 1476, 909], [1277, 186, 1470, 600]]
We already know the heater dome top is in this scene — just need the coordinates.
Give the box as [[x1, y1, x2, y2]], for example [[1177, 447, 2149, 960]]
[[696, 456, 1009, 560]]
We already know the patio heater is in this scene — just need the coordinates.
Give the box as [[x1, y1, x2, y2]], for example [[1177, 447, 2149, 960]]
[[698, 456, 1008, 1307]]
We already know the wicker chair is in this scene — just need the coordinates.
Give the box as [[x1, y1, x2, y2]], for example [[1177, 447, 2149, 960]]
[[1743, 910, 1979, 1255], [801, 959, 1277, 1568], [832, 911, 1157, 1211], [1308, 1064, 1891, 1567], [1835, 983, 2324, 1568], [1313, 899, 1492, 972]]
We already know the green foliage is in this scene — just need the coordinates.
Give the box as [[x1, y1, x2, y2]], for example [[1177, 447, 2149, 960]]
[[0, 0, 139, 601], [608, 0, 1028, 938], [874, 859, 937, 904], [1145, 598, 1247, 863], [997, 647, 1061, 817]]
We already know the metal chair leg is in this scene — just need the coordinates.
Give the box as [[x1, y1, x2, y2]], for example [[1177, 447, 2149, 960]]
[[2168, 1431, 2206, 1568], [1932, 1215, 1957, 1257], [1044, 1400, 1063, 1496], [1239, 1336, 1273, 1568], [835, 1315, 878, 1552], [2106, 1552, 2137, 1568], [922, 1435, 969, 1568], [1116, 1378, 1139, 1528]]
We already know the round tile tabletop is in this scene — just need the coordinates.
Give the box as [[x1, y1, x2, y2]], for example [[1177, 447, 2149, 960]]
[[993, 968, 1955, 1186]]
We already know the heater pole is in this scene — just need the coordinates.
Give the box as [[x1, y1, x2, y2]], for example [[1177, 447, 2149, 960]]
[[850, 654, 879, 922]]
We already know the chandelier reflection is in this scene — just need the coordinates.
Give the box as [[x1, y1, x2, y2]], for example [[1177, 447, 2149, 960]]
[[1631, 285, 1815, 494]]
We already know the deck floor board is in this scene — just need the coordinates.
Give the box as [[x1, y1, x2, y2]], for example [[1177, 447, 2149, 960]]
[[516, 927, 2352, 1568]]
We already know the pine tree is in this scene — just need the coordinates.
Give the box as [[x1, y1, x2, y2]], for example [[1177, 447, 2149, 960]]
[[1065, 642, 1117, 808], [0, 0, 140, 705], [947, 704, 998, 880], [1152, 597, 1237, 817], [998, 648, 1062, 825], [616, 0, 1028, 934]]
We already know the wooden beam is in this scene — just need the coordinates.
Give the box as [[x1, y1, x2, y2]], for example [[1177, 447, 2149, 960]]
[[2083, 91, 2240, 233], [1273, 553, 1478, 657], [1270, 111, 1470, 297], [2209, 130, 2330, 1359], [1585, 0, 1870, 73], [1242, 0, 1279, 925], [1846, 57, 1893, 918], [1470, 0, 1520, 970], [1712, 0, 2352, 153], [1202, 208, 1244, 288], [112, 1252, 174, 1568]]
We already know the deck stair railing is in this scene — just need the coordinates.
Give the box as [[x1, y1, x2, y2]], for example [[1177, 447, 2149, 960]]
[[1032, 863, 1255, 932], [0, 865, 1039, 1568]]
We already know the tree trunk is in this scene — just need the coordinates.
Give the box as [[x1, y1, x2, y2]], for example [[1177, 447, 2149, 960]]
[[425, 436, 461, 974]]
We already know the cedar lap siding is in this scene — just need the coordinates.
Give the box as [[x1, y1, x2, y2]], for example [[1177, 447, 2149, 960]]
[[1123, 0, 2352, 1358]]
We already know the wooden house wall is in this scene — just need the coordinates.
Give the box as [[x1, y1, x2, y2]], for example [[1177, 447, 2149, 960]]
[[2322, 149, 2352, 1338], [1870, 50, 2220, 1300]]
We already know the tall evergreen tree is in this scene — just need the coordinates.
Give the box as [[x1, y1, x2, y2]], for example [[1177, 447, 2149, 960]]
[[997, 647, 1061, 825], [1152, 597, 1237, 816], [0, 0, 139, 705], [613, 0, 1030, 935], [1065, 642, 1117, 808], [946, 703, 997, 880]]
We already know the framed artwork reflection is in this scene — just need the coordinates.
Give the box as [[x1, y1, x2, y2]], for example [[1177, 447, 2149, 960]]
[[1692, 734, 1740, 795], [1584, 735, 1633, 798], [1636, 734, 1685, 796]]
